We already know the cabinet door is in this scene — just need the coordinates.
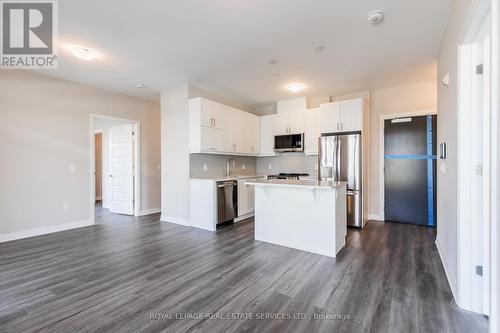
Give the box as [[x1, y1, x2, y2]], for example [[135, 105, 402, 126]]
[[274, 110, 289, 135], [321, 102, 341, 133], [288, 108, 305, 134], [247, 114, 260, 155], [237, 180, 247, 216], [198, 98, 213, 128], [305, 108, 321, 155], [340, 98, 363, 132], [245, 182, 255, 213], [224, 109, 243, 153], [210, 101, 225, 129], [260, 115, 276, 156], [200, 126, 222, 152]]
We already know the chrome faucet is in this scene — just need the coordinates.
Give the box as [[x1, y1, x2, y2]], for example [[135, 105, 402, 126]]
[[226, 159, 234, 177]]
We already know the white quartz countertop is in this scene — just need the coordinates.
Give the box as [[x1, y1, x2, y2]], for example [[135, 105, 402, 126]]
[[246, 179, 347, 189], [190, 175, 266, 182]]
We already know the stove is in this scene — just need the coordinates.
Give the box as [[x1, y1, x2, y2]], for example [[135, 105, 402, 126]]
[[267, 173, 310, 180]]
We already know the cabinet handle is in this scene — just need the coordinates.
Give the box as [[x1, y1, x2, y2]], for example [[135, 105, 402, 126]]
[[341, 123, 343, 130], [336, 123, 339, 131]]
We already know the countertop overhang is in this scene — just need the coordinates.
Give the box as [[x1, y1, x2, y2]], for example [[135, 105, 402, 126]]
[[246, 179, 347, 189]]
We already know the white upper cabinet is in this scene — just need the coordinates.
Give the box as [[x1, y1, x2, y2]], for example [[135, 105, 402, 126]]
[[260, 114, 276, 156], [275, 97, 306, 135], [189, 97, 260, 156], [340, 98, 363, 132], [242, 113, 260, 155], [305, 108, 321, 155], [321, 98, 363, 133], [196, 97, 225, 129], [321, 102, 341, 133], [223, 107, 243, 153]]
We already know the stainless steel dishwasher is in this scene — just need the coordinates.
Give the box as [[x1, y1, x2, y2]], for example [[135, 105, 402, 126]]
[[216, 180, 238, 225]]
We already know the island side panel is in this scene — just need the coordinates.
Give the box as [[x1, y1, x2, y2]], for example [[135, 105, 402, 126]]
[[254, 185, 337, 257], [335, 185, 347, 254]]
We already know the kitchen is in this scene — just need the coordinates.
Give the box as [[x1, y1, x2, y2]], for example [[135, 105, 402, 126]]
[[189, 95, 368, 257]]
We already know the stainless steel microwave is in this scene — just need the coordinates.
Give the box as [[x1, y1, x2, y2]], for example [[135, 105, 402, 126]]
[[274, 133, 304, 152]]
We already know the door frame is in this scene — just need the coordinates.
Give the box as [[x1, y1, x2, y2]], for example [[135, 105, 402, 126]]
[[490, 0, 499, 331], [456, 0, 491, 315], [94, 129, 103, 202], [89, 114, 141, 223], [379, 109, 438, 221]]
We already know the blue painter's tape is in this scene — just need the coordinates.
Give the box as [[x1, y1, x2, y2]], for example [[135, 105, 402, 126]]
[[384, 155, 437, 160], [427, 115, 434, 227]]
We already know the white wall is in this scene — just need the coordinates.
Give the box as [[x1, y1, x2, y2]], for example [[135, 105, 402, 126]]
[[369, 81, 438, 219], [161, 85, 190, 225], [436, 0, 482, 298], [0, 70, 161, 238]]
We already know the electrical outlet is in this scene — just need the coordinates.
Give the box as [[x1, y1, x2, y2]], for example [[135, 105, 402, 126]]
[[203, 164, 208, 171], [63, 202, 69, 210], [268, 164, 272, 170], [242, 164, 246, 170]]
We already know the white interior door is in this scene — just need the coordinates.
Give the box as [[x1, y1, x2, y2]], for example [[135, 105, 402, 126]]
[[109, 124, 134, 215]]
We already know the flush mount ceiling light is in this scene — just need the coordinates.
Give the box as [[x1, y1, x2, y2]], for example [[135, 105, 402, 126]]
[[135, 83, 145, 88], [314, 45, 325, 52], [287, 82, 305, 93], [70, 46, 97, 60], [367, 10, 384, 25]]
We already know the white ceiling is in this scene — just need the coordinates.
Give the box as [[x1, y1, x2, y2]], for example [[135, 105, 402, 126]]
[[38, 0, 451, 111]]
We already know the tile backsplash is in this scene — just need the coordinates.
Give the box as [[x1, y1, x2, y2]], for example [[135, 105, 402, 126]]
[[190, 153, 318, 179], [190, 154, 257, 178], [256, 153, 318, 178]]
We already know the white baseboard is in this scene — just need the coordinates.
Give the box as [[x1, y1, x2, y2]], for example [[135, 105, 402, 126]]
[[436, 238, 458, 302], [160, 214, 190, 226], [138, 208, 161, 216], [0, 220, 94, 243], [368, 214, 384, 221]]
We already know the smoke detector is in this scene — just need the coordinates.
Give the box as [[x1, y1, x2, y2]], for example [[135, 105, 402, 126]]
[[367, 10, 384, 25]]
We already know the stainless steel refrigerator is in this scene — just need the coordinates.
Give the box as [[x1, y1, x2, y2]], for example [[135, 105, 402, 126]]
[[318, 132, 363, 228]]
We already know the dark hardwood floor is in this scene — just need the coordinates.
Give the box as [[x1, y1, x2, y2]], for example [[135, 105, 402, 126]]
[[0, 207, 488, 333]]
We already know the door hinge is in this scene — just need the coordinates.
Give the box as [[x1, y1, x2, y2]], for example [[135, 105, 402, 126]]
[[476, 64, 483, 75], [476, 265, 483, 276], [476, 164, 483, 176]]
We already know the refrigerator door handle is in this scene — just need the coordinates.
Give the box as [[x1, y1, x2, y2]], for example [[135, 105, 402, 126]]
[[336, 138, 341, 181]]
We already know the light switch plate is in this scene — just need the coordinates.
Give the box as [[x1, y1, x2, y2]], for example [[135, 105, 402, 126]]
[[63, 202, 69, 210]]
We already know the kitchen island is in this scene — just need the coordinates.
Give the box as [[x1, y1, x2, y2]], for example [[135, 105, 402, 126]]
[[247, 179, 347, 257]]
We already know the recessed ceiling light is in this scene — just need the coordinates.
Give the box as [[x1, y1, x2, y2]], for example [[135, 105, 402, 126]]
[[367, 10, 384, 25], [70, 46, 97, 60], [287, 82, 305, 93], [314, 46, 325, 52], [135, 83, 145, 88], [268, 59, 278, 65]]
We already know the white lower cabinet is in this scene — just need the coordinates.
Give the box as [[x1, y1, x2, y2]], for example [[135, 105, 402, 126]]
[[237, 177, 265, 218]]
